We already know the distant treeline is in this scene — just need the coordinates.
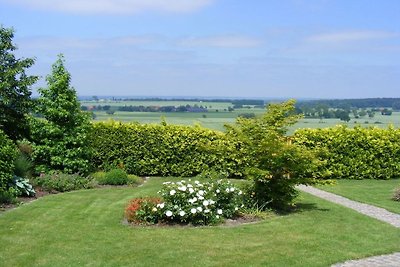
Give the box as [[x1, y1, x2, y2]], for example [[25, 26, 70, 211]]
[[298, 98, 400, 110], [82, 104, 208, 113]]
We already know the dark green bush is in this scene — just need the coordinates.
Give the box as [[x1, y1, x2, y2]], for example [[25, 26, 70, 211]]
[[33, 172, 95, 193], [0, 130, 18, 203], [100, 169, 128, 185], [294, 126, 400, 180], [90, 121, 247, 177]]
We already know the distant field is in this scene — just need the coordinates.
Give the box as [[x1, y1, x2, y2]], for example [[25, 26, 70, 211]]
[[82, 100, 400, 132]]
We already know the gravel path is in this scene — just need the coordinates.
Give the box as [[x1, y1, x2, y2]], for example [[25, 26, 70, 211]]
[[296, 185, 400, 267]]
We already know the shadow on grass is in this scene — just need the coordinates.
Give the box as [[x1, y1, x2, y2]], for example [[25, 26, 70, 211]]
[[277, 202, 330, 216]]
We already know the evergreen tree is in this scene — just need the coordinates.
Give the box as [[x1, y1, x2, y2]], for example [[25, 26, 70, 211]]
[[0, 26, 38, 140], [30, 54, 92, 174]]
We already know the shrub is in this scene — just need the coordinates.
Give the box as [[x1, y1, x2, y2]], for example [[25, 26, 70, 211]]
[[90, 121, 247, 177], [33, 172, 95, 193], [226, 100, 321, 210], [99, 169, 128, 185], [126, 179, 243, 225], [0, 130, 18, 203], [127, 174, 142, 186], [293, 125, 400, 180], [393, 188, 400, 202]]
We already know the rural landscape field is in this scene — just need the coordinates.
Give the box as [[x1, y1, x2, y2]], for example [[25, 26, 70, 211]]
[[2, 1, 400, 267]]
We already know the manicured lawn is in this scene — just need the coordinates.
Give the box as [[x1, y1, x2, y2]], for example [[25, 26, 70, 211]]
[[317, 179, 400, 214], [1, 177, 399, 267]]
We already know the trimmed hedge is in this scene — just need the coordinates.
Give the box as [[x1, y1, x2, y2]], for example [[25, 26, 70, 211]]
[[90, 121, 247, 177], [293, 126, 400, 180]]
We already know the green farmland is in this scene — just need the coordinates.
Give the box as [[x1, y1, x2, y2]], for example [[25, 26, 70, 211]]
[[81, 100, 400, 132]]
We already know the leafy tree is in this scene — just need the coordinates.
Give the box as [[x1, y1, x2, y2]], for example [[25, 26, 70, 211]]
[[226, 100, 320, 210], [29, 54, 92, 174], [0, 26, 38, 140]]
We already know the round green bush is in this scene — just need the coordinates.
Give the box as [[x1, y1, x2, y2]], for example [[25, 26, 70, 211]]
[[102, 169, 128, 185]]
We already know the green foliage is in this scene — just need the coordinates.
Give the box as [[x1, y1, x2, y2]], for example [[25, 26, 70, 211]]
[[126, 179, 243, 225], [0, 26, 38, 141], [100, 169, 128, 185], [294, 125, 400, 180], [33, 172, 95, 193], [11, 175, 35, 197], [90, 121, 247, 177], [29, 55, 92, 175], [0, 129, 18, 203], [226, 100, 320, 210]]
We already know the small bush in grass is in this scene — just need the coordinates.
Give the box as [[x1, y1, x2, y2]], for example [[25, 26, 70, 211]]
[[126, 179, 243, 225], [393, 188, 400, 202], [98, 169, 129, 185], [33, 172, 95, 193], [127, 174, 142, 185]]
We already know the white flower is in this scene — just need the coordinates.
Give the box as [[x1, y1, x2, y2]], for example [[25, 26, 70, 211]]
[[170, 190, 176, 195], [209, 200, 215, 205], [225, 188, 230, 193], [166, 210, 173, 217], [187, 184, 193, 188], [198, 190, 204, 196], [178, 186, 187, 191], [162, 182, 171, 185], [204, 209, 210, 213], [188, 199, 195, 204], [191, 208, 197, 214], [192, 197, 197, 202], [203, 200, 209, 206], [216, 189, 220, 193], [238, 191, 243, 195], [195, 180, 200, 185], [152, 207, 157, 212], [235, 207, 239, 211], [157, 203, 165, 209], [216, 215, 220, 219], [230, 187, 235, 192], [198, 196, 204, 200], [189, 188, 194, 193], [217, 209, 223, 215], [179, 210, 186, 216], [197, 206, 203, 212]]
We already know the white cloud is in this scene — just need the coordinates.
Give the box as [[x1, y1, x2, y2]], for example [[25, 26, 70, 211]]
[[307, 30, 399, 43], [179, 35, 262, 48], [3, 0, 214, 14]]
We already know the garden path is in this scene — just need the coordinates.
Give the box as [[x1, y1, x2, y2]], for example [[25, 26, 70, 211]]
[[296, 185, 400, 267]]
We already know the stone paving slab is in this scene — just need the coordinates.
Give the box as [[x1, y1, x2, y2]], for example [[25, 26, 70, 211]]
[[296, 185, 400, 267], [331, 252, 400, 267], [296, 185, 400, 228]]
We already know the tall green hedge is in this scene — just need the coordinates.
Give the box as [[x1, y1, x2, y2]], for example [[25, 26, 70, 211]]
[[0, 130, 17, 197], [90, 121, 247, 177], [293, 126, 400, 179]]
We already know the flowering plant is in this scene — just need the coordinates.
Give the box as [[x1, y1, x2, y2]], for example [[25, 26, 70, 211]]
[[126, 179, 243, 225], [125, 197, 161, 224]]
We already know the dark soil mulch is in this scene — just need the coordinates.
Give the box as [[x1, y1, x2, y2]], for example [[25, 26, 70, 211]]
[[0, 187, 52, 213]]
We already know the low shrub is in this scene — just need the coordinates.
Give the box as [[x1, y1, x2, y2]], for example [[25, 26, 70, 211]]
[[100, 169, 128, 185], [127, 174, 142, 185], [392, 188, 400, 202], [33, 172, 95, 193], [126, 179, 243, 225]]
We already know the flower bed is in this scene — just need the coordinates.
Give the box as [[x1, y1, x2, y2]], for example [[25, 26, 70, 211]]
[[125, 179, 243, 225]]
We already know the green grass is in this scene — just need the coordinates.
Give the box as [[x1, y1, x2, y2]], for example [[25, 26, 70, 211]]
[[317, 179, 400, 214], [1, 177, 399, 266]]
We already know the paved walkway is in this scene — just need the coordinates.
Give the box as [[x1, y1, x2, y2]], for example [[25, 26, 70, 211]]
[[296, 185, 400, 267]]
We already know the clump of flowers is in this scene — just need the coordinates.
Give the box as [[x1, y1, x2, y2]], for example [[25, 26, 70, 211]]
[[126, 179, 243, 225], [125, 197, 161, 224]]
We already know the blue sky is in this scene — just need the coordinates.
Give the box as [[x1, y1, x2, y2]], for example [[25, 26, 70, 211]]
[[1, 0, 399, 98]]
